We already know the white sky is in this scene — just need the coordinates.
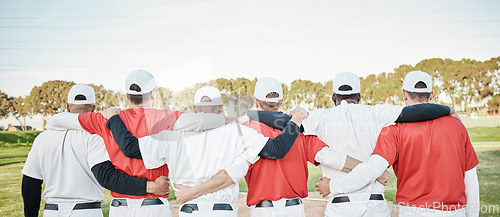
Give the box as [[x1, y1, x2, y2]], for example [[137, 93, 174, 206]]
[[1, 0, 499, 97]]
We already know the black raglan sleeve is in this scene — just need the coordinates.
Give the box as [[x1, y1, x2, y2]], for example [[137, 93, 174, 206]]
[[22, 175, 42, 217], [247, 110, 305, 131], [396, 103, 451, 123], [106, 115, 142, 159], [91, 160, 147, 195], [258, 121, 301, 159]]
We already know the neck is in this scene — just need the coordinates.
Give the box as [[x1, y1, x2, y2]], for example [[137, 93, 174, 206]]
[[131, 104, 151, 109], [406, 100, 429, 106]]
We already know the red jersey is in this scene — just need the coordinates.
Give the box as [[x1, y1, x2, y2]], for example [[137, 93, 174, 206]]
[[78, 108, 183, 199], [373, 116, 478, 210], [244, 120, 327, 205]]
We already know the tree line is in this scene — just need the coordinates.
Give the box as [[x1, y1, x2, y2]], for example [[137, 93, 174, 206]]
[[1, 57, 499, 130]]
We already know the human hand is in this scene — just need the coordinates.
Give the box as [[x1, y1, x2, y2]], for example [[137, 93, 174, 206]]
[[238, 114, 250, 125], [289, 106, 308, 126], [225, 116, 238, 124], [448, 106, 462, 123], [376, 170, 391, 186], [315, 177, 331, 198], [147, 176, 170, 196], [174, 184, 196, 204], [100, 107, 121, 119]]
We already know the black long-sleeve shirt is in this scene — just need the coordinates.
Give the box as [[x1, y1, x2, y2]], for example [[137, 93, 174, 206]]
[[106, 114, 301, 160], [22, 161, 147, 217]]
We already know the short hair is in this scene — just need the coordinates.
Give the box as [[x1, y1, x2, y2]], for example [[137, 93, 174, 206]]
[[338, 85, 353, 91], [334, 93, 360, 102], [127, 84, 152, 105], [74, 94, 87, 101], [405, 81, 431, 102], [256, 92, 282, 111], [194, 97, 222, 113]]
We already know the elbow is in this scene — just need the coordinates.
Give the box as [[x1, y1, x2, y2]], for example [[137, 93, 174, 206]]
[[273, 152, 287, 159], [122, 149, 136, 158], [265, 151, 287, 160]]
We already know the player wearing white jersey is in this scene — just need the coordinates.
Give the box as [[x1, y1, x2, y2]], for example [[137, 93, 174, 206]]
[[21, 85, 169, 217]]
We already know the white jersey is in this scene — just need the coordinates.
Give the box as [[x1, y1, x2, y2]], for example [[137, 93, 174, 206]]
[[22, 130, 110, 203], [302, 100, 402, 196], [138, 123, 269, 204]]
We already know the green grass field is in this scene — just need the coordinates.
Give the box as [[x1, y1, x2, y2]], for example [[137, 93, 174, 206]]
[[0, 128, 499, 216]]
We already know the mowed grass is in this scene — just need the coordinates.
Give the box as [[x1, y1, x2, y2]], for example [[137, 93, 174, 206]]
[[0, 127, 499, 216], [0, 131, 41, 166]]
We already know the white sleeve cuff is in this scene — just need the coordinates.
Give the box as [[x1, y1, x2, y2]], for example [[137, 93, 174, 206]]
[[330, 155, 389, 195], [224, 156, 252, 184], [465, 167, 479, 217], [174, 113, 225, 131], [315, 147, 346, 171]]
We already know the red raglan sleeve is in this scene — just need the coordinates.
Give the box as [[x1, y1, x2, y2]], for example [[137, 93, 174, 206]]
[[145, 109, 184, 134], [460, 124, 479, 171], [372, 125, 399, 166], [304, 135, 328, 166], [78, 112, 108, 136]]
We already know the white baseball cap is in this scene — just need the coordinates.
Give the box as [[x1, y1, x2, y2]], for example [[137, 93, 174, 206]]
[[67, 84, 95, 105], [403, 71, 432, 93], [125, 69, 157, 95], [333, 72, 361, 95], [194, 86, 223, 106], [253, 77, 283, 102]]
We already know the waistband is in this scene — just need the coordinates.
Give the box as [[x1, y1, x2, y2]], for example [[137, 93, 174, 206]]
[[44, 202, 101, 211], [253, 198, 303, 208], [330, 194, 385, 204], [111, 198, 168, 208], [180, 203, 236, 213]]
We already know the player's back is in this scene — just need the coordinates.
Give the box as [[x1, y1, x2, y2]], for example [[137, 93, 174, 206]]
[[303, 102, 403, 195], [163, 123, 267, 204], [244, 120, 325, 205], [79, 107, 180, 198], [391, 116, 477, 207], [24, 130, 105, 203]]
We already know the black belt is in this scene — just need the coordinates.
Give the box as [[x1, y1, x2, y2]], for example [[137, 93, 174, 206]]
[[44, 202, 101, 211], [255, 198, 303, 208], [331, 194, 384, 204], [180, 203, 233, 213], [110, 198, 164, 207]]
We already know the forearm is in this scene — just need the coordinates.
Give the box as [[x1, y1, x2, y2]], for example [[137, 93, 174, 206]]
[[173, 113, 225, 131], [188, 170, 234, 199], [106, 115, 142, 159], [314, 147, 348, 171], [330, 155, 388, 195], [45, 112, 85, 131], [396, 103, 450, 123], [22, 175, 42, 217], [247, 110, 291, 130], [258, 121, 300, 159], [465, 167, 479, 217], [91, 161, 147, 196]]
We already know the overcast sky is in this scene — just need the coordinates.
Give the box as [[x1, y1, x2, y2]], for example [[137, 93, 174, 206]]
[[1, 0, 499, 97]]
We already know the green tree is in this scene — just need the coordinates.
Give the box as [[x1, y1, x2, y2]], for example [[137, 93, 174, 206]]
[[25, 80, 76, 117], [487, 94, 500, 112], [0, 90, 9, 119], [155, 87, 174, 109], [9, 97, 30, 130]]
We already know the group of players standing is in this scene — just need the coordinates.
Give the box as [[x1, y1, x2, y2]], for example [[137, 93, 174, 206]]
[[21, 69, 479, 217]]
